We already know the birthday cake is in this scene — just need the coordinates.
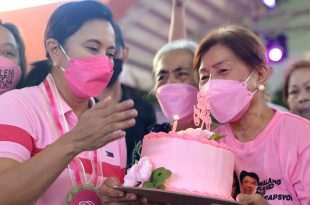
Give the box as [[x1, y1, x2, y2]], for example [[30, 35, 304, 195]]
[[123, 93, 235, 200]]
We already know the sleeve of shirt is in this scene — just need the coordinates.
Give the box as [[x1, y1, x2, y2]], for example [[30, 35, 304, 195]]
[[291, 140, 310, 205], [0, 92, 35, 162], [284, 116, 310, 205]]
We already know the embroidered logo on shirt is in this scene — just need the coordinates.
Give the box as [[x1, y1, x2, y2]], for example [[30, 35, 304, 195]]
[[105, 150, 114, 158]]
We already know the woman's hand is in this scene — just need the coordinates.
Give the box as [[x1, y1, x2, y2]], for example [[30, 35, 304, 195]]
[[99, 177, 148, 205], [66, 97, 138, 153], [237, 193, 269, 205]]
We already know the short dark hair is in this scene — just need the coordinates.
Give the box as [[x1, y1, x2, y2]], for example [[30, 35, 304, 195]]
[[22, 60, 51, 87], [194, 25, 267, 73], [45, 0, 113, 50], [282, 59, 310, 105], [25, 0, 114, 87], [240, 170, 259, 184], [113, 22, 125, 53], [0, 22, 27, 88]]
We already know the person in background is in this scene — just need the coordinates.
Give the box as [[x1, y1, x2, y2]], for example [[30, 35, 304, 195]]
[[152, 39, 198, 131], [99, 1, 200, 204], [0, 1, 140, 204], [0, 21, 26, 93], [97, 22, 156, 168], [283, 59, 310, 120], [149, 0, 200, 132], [100, 3, 197, 199], [195, 24, 310, 205]]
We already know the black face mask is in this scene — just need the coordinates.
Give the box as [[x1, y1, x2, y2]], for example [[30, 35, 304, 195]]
[[107, 58, 123, 87]]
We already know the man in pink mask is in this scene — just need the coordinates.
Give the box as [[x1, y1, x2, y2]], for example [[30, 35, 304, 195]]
[[153, 39, 199, 131], [149, 0, 201, 133], [195, 25, 310, 205]]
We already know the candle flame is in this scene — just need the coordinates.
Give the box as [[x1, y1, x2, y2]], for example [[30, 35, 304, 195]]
[[173, 115, 179, 120]]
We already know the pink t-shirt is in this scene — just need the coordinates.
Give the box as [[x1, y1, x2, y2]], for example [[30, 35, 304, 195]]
[[0, 75, 127, 205], [217, 110, 310, 205]]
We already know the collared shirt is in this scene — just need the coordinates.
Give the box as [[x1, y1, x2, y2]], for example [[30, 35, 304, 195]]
[[0, 74, 126, 205]]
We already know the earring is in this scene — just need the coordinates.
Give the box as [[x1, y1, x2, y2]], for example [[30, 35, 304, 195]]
[[258, 84, 265, 91]]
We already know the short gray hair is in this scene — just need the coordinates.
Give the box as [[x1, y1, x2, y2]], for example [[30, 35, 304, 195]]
[[153, 39, 197, 74]]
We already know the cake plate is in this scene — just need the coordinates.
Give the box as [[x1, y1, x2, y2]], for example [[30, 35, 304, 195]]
[[116, 187, 242, 205]]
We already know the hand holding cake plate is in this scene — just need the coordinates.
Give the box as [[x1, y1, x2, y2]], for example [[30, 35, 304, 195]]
[[116, 186, 242, 205]]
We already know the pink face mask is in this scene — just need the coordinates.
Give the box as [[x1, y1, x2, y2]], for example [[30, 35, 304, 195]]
[[0, 56, 21, 95], [200, 73, 256, 124], [156, 83, 198, 125], [60, 46, 113, 99]]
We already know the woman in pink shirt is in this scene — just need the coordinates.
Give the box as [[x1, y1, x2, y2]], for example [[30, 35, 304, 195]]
[[0, 1, 140, 205], [194, 25, 310, 205]]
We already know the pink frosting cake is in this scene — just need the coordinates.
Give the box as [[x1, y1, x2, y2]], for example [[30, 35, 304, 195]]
[[140, 128, 235, 200]]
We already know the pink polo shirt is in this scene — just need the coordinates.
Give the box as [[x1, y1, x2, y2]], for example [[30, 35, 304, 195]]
[[217, 110, 310, 205], [0, 74, 127, 205]]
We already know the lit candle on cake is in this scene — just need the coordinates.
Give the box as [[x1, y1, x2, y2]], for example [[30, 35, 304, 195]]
[[172, 115, 179, 132]]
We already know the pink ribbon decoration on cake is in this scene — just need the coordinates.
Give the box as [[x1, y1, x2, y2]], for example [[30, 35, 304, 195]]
[[124, 157, 153, 187], [194, 92, 212, 131]]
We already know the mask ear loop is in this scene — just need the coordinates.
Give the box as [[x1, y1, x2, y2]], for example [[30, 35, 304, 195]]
[[58, 44, 70, 72], [244, 71, 254, 83], [244, 71, 258, 94], [244, 71, 265, 95], [59, 45, 70, 60]]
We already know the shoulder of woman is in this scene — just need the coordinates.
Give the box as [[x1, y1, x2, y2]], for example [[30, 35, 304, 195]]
[[275, 111, 310, 151], [278, 111, 310, 130], [0, 87, 41, 124], [0, 86, 38, 106]]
